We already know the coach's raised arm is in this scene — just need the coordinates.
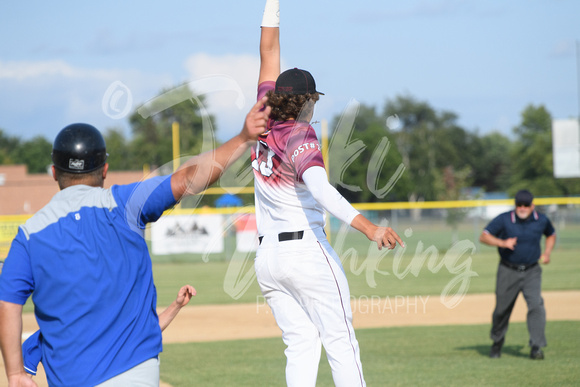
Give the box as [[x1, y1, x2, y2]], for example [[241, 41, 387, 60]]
[[170, 96, 270, 199], [0, 97, 269, 386]]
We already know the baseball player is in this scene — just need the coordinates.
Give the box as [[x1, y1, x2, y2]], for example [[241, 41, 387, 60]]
[[22, 285, 196, 378], [0, 100, 269, 386], [252, 2, 404, 386]]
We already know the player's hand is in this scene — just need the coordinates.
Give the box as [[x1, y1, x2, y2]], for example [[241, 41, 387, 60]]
[[372, 226, 404, 250], [241, 96, 271, 142], [502, 237, 517, 250], [175, 285, 196, 308], [540, 254, 550, 264]]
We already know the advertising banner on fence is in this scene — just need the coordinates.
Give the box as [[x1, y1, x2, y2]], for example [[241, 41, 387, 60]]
[[151, 214, 224, 255], [0, 215, 30, 260]]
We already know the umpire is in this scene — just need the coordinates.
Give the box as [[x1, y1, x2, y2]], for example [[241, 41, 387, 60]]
[[479, 189, 556, 360]]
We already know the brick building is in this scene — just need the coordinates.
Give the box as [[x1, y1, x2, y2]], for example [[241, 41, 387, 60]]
[[0, 165, 147, 216]]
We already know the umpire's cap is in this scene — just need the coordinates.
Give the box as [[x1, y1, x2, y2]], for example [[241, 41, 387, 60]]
[[515, 189, 534, 206], [52, 123, 108, 173]]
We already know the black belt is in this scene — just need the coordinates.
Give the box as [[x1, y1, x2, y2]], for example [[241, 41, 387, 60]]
[[258, 231, 304, 245], [500, 260, 538, 272]]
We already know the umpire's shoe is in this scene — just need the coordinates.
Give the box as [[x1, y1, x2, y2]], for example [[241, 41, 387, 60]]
[[489, 338, 504, 358], [530, 346, 545, 360]]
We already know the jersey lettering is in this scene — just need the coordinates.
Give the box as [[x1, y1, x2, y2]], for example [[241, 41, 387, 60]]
[[291, 142, 321, 163], [252, 142, 276, 177]]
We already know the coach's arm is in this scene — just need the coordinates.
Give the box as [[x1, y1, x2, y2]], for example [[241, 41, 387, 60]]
[[0, 301, 36, 386], [170, 97, 270, 200]]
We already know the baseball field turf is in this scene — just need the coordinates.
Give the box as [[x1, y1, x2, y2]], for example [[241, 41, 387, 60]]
[[159, 321, 580, 386], [15, 224, 580, 386], [152, 244, 579, 386]]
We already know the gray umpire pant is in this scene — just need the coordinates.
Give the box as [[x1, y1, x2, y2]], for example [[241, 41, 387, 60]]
[[490, 263, 547, 348]]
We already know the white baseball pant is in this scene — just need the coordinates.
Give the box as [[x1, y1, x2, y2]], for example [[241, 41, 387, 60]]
[[255, 227, 365, 387]]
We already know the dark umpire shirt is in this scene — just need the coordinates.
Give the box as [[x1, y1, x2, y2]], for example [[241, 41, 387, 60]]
[[484, 210, 555, 265]]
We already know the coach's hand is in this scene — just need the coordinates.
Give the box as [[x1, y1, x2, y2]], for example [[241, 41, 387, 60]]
[[9, 372, 38, 386], [241, 96, 271, 142]]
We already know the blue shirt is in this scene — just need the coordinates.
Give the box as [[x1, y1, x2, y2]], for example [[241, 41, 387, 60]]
[[22, 330, 42, 376], [484, 210, 555, 265], [0, 176, 176, 386]]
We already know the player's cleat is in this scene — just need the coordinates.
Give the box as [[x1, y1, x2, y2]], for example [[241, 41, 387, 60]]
[[530, 346, 544, 360], [489, 338, 504, 358]]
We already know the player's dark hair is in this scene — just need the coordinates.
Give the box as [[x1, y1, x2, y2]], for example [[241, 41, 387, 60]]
[[265, 90, 320, 122], [54, 166, 105, 190]]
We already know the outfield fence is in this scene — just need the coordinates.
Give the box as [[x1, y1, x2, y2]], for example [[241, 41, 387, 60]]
[[2, 198, 578, 262]]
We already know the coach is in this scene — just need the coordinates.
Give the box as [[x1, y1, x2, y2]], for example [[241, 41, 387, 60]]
[[479, 189, 556, 360], [0, 99, 269, 386]]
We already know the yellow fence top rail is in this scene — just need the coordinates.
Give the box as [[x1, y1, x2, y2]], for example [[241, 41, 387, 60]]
[[2, 197, 579, 219], [164, 197, 580, 215]]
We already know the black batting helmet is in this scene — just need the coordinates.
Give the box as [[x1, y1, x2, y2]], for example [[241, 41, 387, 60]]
[[52, 123, 108, 173]]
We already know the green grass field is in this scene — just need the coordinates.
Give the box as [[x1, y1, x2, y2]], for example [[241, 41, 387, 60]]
[[152, 223, 579, 386], [160, 321, 580, 386], [150, 248, 579, 308], [150, 221, 579, 306], [17, 220, 580, 386], [20, 223, 577, 310]]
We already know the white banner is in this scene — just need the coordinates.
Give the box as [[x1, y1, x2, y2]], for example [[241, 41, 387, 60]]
[[151, 214, 224, 255], [552, 119, 580, 178]]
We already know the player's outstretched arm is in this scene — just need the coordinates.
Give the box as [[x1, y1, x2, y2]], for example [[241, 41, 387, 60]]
[[302, 166, 404, 250], [259, 0, 280, 85], [170, 97, 271, 200], [159, 285, 196, 331]]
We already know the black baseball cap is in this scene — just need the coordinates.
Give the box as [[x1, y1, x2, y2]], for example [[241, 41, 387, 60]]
[[515, 190, 534, 206], [275, 68, 324, 95]]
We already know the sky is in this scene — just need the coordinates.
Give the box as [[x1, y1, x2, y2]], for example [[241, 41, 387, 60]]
[[0, 0, 579, 145]]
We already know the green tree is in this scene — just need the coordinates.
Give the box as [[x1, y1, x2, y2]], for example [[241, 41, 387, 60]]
[[127, 84, 219, 208], [128, 85, 217, 173], [11, 136, 52, 174], [328, 101, 411, 203], [104, 128, 134, 171], [384, 95, 470, 202], [472, 132, 512, 192], [0, 129, 20, 165]]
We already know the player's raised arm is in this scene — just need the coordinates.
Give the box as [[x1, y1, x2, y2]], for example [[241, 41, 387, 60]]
[[170, 97, 271, 200], [259, 0, 280, 85]]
